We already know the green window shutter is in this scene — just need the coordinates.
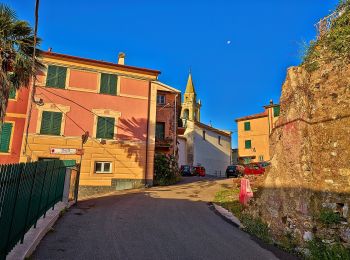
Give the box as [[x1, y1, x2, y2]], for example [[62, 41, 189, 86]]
[[57, 66, 67, 88], [0, 122, 13, 152], [46, 65, 66, 89], [46, 65, 56, 87], [52, 112, 63, 135], [40, 111, 62, 135], [100, 73, 117, 95], [96, 116, 115, 139], [245, 140, 252, 149], [156, 122, 165, 140], [100, 74, 109, 94], [106, 117, 115, 139], [109, 75, 117, 95], [244, 122, 251, 131], [273, 106, 280, 117], [40, 111, 52, 135], [96, 117, 105, 138], [9, 87, 16, 99]]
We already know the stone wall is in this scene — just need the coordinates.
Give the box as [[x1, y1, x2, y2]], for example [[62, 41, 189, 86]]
[[248, 62, 350, 247]]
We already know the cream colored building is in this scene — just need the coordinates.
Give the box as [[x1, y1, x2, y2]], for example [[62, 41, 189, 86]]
[[235, 101, 280, 164], [178, 73, 232, 175]]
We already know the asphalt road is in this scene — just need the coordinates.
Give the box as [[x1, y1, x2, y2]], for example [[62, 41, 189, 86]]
[[33, 177, 296, 260]]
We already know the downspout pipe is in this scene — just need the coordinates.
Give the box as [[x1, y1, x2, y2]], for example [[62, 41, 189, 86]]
[[144, 81, 152, 186]]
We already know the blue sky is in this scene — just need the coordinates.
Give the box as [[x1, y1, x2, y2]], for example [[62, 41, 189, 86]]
[[9, 0, 338, 147]]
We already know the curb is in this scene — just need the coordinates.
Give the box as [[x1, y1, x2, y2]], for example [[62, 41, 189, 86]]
[[7, 201, 74, 260], [209, 202, 244, 228]]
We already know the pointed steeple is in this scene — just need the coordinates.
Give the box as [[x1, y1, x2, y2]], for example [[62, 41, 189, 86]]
[[185, 71, 195, 94]]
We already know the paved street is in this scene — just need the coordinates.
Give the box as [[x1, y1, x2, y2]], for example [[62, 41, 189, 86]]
[[33, 177, 295, 260]]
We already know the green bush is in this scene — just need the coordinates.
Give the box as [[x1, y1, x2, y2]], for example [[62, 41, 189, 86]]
[[307, 238, 350, 260], [154, 154, 180, 186], [319, 209, 341, 225], [303, 0, 350, 71]]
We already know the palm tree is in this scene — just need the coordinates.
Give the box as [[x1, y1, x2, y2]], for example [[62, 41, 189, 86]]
[[0, 3, 43, 129]]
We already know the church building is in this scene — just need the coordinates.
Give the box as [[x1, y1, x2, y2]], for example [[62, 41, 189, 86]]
[[178, 73, 232, 176]]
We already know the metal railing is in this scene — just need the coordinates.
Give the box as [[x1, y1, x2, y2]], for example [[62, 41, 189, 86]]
[[0, 160, 68, 259]]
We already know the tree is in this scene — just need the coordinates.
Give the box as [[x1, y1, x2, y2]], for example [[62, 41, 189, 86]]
[[0, 3, 43, 128]]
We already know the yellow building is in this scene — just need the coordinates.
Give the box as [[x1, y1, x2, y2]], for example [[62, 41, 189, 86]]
[[235, 101, 280, 164]]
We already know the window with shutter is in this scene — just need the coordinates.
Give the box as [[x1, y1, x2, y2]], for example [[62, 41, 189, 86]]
[[155, 122, 165, 140], [245, 140, 252, 149], [96, 116, 115, 139], [273, 106, 280, 117], [100, 73, 117, 95], [244, 122, 251, 131], [0, 122, 13, 152], [40, 111, 62, 135], [9, 87, 16, 99], [46, 65, 67, 89]]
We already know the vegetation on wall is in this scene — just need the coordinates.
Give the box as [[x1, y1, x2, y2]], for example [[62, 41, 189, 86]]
[[302, 0, 350, 72], [153, 154, 180, 186]]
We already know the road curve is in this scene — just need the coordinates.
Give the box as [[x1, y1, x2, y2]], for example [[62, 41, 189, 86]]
[[32, 177, 295, 260]]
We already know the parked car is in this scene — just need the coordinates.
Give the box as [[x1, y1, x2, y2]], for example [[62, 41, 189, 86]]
[[258, 161, 270, 168], [194, 166, 206, 177], [226, 165, 241, 178], [243, 163, 265, 175], [180, 165, 195, 176]]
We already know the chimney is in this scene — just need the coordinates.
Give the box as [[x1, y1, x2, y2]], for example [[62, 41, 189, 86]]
[[48, 47, 52, 52], [270, 99, 273, 105], [118, 52, 125, 65]]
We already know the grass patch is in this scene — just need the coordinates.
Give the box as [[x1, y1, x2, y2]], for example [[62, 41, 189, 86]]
[[319, 209, 341, 225], [307, 238, 350, 260], [214, 189, 272, 243], [214, 189, 243, 218], [240, 214, 272, 243]]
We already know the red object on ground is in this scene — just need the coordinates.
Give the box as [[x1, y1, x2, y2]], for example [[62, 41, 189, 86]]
[[194, 166, 206, 176], [243, 163, 265, 175], [239, 178, 253, 205]]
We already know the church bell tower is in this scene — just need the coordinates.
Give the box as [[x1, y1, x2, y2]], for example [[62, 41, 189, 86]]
[[181, 72, 201, 126]]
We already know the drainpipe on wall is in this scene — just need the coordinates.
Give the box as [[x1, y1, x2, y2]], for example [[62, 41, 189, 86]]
[[173, 94, 178, 157], [144, 81, 152, 186]]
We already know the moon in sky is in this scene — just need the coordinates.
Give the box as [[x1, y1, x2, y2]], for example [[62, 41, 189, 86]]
[[227, 40, 231, 44]]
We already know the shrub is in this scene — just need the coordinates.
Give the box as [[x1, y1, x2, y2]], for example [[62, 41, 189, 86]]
[[154, 154, 180, 186], [319, 209, 341, 225], [302, 0, 350, 72]]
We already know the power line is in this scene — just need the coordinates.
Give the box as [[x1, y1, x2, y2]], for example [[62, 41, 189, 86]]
[[39, 92, 87, 133], [37, 86, 118, 128]]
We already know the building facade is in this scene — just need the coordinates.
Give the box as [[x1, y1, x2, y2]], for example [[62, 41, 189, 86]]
[[154, 82, 181, 155], [178, 73, 232, 175], [235, 101, 280, 164], [20, 51, 160, 192], [0, 86, 30, 164]]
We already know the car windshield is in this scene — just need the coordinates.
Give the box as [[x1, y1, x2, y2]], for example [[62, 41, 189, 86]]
[[227, 166, 236, 170], [183, 166, 190, 170]]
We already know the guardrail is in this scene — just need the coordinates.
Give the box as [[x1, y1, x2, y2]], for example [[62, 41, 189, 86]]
[[0, 160, 68, 259]]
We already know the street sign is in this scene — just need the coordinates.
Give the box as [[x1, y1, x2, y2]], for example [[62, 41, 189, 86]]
[[50, 148, 77, 155]]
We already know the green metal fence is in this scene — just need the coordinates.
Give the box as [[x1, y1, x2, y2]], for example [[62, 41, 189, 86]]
[[0, 160, 68, 259]]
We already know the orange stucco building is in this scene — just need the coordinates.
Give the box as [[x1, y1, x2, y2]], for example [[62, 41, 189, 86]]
[[235, 101, 280, 164], [19, 51, 161, 192], [0, 86, 29, 164]]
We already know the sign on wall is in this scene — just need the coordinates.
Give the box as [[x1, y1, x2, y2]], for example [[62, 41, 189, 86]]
[[50, 148, 83, 155]]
